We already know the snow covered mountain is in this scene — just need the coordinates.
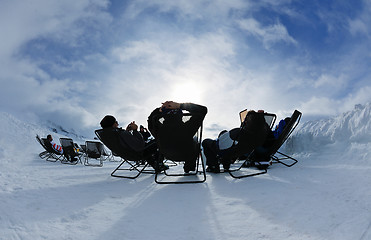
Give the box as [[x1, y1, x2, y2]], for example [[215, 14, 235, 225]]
[[285, 102, 371, 154]]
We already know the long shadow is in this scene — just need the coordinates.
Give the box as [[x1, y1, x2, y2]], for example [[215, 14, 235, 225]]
[[93, 180, 220, 240]]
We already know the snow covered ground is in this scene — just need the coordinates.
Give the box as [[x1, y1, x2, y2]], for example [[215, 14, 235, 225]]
[[1, 103, 370, 240]]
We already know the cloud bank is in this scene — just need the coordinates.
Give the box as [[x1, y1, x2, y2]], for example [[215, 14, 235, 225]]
[[1, 0, 370, 138]]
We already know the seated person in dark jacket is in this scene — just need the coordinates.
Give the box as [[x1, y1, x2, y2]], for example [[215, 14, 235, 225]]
[[202, 110, 270, 173], [100, 115, 168, 172], [148, 101, 208, 173]]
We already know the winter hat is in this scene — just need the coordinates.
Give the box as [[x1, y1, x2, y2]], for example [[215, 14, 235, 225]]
[[100, 115, 116, 128]]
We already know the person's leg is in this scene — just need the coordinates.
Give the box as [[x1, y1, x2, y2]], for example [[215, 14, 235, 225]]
[[63, 145, 78, 162], [202, 139, 220, 173], [143, 140, 168, 172]]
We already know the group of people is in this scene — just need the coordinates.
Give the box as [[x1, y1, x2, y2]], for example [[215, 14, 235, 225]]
[[46, 134, 79, 162], [97, 101, 288, 174], [99, 101, 207, 173]]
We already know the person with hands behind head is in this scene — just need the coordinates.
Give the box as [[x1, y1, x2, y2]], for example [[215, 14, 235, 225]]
[[148, 101, 207, 173]]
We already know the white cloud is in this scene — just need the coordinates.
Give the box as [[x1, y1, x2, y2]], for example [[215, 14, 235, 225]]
[[348, 19, 368, 36], [314, 74, 347, 89], [0, 0, 111, 57], [238, 18, 297, 49], [347, 0, 371, 38], [0, 0, 370, 139], [124, 0, 248, 20]]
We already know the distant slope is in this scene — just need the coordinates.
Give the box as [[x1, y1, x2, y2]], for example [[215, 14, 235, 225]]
[[0, 112, 85, 161], [287, 102, 371, 153]]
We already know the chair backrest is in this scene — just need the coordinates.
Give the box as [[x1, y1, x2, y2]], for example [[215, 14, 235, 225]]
[[240, 110, 276, 129], [153, 112, 203, 161], [36, 135, 48, 151], [59, 138, 74, 148], [95, 128, 142, 161], [268, 110, 302, 154], [264, 113, 277, 129], [99, 144, 110, 156], [85, 141, 102, 158], [81, 144, 86, 153]]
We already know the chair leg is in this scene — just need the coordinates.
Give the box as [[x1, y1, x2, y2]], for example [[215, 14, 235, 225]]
[[228, 152, 268, 179], [60, 154, 80, 165], [39, 151, 49, 159], [228, 164, 267, 179], [155, 154, 206, 184], [272, 151, 298, 167], [45, 153, 63, 162], [111, 160, 153, 179], [84, 155, 103, 167]]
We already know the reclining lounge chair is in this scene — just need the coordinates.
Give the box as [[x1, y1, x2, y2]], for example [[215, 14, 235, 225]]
[[95, 128, 155, 179], [36, 135, 65, 162], [84, 141, 104, 167], [155, 122, 206, 184], [148, 107, 207, 184], [59, 138, 82, 165], [229, 110, 302, 179]]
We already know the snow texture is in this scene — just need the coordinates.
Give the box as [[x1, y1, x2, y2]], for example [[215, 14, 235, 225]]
[[0, 103, 371, 240]]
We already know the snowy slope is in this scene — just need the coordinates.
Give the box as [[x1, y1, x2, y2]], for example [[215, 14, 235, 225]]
[[288, 102, 371, 152], [0, 105, 371, 240]]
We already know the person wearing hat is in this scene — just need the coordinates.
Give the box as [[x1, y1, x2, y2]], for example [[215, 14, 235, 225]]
[[148, 101, 207, 173], [100, 115, 168, 172]]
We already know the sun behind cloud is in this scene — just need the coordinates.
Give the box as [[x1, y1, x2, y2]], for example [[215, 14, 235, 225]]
[[170, 81, 204, 103]]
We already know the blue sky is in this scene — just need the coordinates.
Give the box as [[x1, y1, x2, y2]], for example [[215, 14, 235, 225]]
[[1, 0, 370, 138]]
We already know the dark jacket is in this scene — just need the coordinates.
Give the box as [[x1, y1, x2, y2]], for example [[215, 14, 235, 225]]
[[118, 128, 145, 152], [220, 111, 270, 160], [148, 103, 207, 161], [100, 127, 145, 161]]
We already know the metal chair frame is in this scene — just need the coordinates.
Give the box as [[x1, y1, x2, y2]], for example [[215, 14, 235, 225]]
[[154, 113, 206, 184], [95, 128, 156, 179], [59, 138, 83, 165], [36, 135, 65, 162], [84, 141, 104, 167]]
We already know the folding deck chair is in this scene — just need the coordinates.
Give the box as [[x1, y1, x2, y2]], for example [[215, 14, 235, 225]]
[[268, 110, 302, 167], [99, 144, 116, 161], [84, 141, 104, 167], [95, 128, 155, 179], [59, 138, 83, 165], [36, 135, 65, 162], [229, 110, 302, 179], [152, 112, 206, 184]]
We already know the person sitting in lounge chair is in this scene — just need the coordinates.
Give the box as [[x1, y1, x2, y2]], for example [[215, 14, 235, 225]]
[[99, 115, 168, 172], [202, 110, 270, 173], [148, 101, 207, 173]]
